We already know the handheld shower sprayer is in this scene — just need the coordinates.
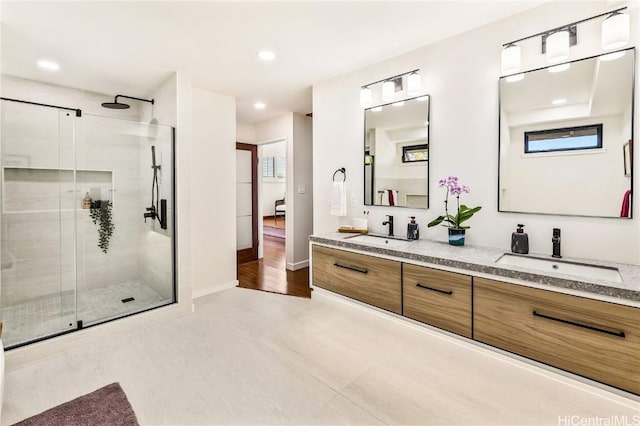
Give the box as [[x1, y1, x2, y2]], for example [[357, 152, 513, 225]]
[[144, 146, 167, 229]]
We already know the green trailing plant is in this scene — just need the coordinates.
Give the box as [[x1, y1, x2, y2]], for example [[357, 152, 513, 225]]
[[89, 200, 115, 253]]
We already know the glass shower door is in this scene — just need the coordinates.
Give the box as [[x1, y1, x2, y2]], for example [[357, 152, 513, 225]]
[[75, 115, 174, 326], [0, 100, 78, 348]]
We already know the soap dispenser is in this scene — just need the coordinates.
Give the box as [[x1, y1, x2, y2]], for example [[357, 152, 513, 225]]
[[82, 192, 92, 209], [511, 224, 529, 254], [407, 216, 419, 240]]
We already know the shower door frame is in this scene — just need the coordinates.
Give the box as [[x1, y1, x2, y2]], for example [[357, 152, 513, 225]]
[[0, 97, 178, 350]]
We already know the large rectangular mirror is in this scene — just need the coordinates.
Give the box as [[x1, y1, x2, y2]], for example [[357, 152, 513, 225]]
[[364, 95, 430, 208], [499, 48, 634, 218]]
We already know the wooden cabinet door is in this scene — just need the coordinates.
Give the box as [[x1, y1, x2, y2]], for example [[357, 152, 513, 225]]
[[312, 245, 401, 314], [474, 278, 640, 394], [403, 264, 472, 337]]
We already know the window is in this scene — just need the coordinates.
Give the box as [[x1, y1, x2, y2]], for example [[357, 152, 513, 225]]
[[402, 144, 428, 163], [262, 157, 274, 177], [262, 156, 286, 179], [524, 124, 602, 154]]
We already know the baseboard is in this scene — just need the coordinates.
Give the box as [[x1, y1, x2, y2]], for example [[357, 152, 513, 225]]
[[192, 280, 238, 299], [286, 260, 309, 271]]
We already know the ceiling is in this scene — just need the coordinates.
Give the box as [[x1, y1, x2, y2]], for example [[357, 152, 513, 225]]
[[1, 1, 549, 124]]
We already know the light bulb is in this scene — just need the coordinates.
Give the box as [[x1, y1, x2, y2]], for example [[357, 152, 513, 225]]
[[602, 12, 629, 51], [407, 73, 421, 95], [546, 30, 570, 64], [382, 80, 395, 102], [360, 87, 372, 107], [501, 44, 521, 75]]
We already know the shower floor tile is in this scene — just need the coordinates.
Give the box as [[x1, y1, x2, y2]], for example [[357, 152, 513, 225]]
[[1, 280, 169, 347]]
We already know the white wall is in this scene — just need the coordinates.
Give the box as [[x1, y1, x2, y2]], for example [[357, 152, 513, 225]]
[[237, 120, 256, 143], [291, 114, 313, 268], [313, 1, 639, 264], [190, 87, 237, 296]]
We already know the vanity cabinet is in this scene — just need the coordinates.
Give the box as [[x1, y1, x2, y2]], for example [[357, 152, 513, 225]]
[[312, 245, 402, 314], [402, 264, 472, 338], [474, 278, 640, 394]]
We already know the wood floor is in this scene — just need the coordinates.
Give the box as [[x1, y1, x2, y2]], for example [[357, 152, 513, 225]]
[[263, 216, 285, 239], [263, 216, 285, 229], [237, 234, 311, 298]]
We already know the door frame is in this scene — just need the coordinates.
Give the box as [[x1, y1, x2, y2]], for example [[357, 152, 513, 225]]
[[236, 142, 259, 263]]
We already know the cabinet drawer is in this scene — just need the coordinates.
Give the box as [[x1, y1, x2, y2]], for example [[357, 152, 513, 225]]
[[312, 245, 401, 314], [474, 278, 640, 394], [402, 264, 472, 338]]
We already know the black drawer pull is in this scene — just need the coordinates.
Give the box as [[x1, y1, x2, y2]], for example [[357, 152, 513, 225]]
[[416, 283, 453, 295], [334, 263, 368, 274], [532, 311, 625, 338]]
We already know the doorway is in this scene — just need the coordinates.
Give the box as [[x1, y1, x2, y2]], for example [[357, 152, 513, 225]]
[[261, 139, 287, 259], [236, 143, 258, 263], [236, 139, 310, 298]]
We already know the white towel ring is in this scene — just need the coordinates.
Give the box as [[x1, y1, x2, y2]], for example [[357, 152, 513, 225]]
[[333, 167, 346, 182]]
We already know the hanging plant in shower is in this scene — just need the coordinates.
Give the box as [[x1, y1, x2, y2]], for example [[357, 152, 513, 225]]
[[89, 200, 115, 253]]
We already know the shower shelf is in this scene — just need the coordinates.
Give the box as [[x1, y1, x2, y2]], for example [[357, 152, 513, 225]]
[[1, 166, 114, 214]]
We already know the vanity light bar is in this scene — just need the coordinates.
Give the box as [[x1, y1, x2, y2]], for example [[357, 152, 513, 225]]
[[361, 69, 419, 89], [502, 7, 626, 48], [360, 69, 420, 107], [501, 6, 628, 73]]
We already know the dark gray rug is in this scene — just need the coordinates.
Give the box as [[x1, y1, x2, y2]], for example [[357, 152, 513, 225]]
[[13, 382, 139, 426]]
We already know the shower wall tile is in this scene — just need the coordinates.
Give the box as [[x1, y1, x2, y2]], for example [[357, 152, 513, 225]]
[[138, 131, 173, 300]]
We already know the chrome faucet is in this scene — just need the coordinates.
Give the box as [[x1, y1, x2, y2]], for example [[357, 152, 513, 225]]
[[382, 215, 394, 237], [552, 228, 561, 258]]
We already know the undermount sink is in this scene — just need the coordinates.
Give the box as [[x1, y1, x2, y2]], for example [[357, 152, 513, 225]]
[[495, 253, 622, 283], [346, 234, 410, 248]]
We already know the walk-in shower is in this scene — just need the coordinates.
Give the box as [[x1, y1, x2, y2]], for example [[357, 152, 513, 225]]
[[0, 97, 176, 349]]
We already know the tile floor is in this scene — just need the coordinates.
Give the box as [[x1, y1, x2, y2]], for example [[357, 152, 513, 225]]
[[1, 280, 168, 347], [2, 287, 639, 425]]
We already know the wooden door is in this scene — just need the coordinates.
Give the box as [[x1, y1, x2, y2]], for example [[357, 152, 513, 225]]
[[236, 143, 258, 263]]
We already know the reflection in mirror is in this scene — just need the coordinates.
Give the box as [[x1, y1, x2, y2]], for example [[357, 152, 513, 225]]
[[364, 96, 430, 209], [499, 48, 634, 218]]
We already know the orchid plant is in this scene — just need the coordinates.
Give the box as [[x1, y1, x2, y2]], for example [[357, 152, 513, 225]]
[[428, 176, 481, 229]]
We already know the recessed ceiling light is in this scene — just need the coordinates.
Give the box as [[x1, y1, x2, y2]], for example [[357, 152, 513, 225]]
[[37, 59, 60, 71], [371, 106, 382, 112], [258, 51, 275, 61], [416, 96, 429, 102], [549, 63, 570, 73], [392, 101, 405, 107], [552, 98, 567, 105], [505, 73, 525, 83], [254, 102, 266, 109]]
